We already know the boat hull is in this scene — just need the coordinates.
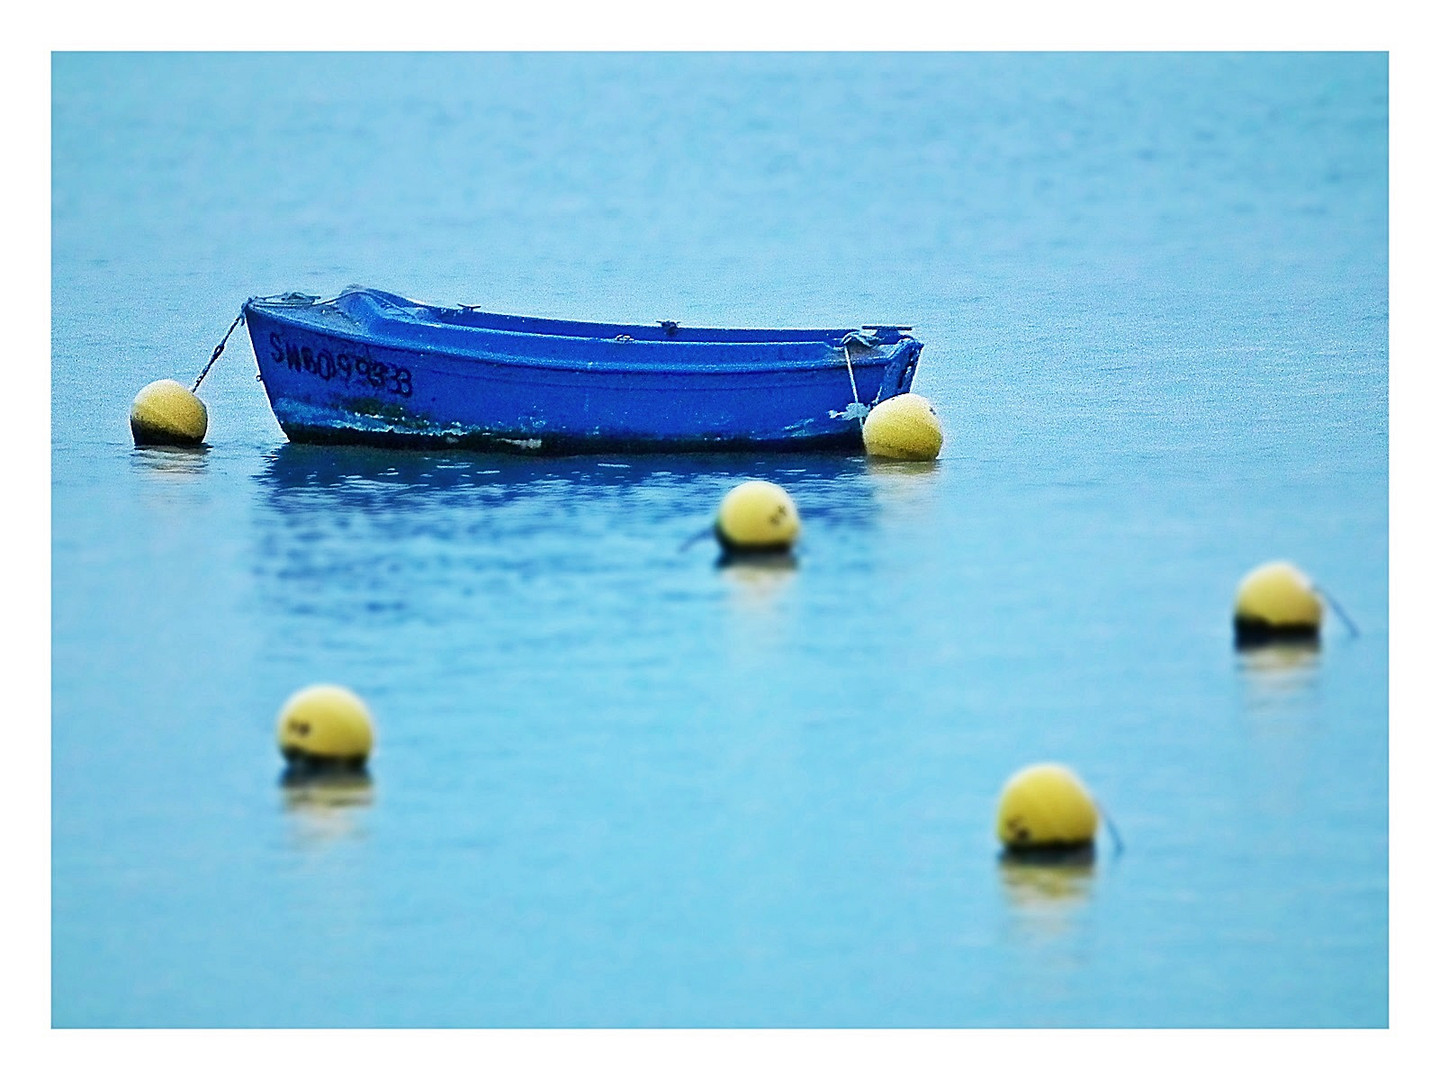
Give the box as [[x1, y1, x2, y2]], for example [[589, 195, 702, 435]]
[[243, 290, 923, 454]]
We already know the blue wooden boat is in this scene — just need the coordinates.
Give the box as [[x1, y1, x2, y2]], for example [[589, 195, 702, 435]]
[[242, 287, 923, 453]]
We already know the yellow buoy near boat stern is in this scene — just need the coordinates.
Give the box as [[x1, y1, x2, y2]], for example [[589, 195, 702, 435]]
[[996, 763, 1099, 853], [276, 684, 374, 770], [862, 392, 943, 461], [1233, 561, 1322, 645], [714, 480, 801, 554], [130, 379, 207, 447]]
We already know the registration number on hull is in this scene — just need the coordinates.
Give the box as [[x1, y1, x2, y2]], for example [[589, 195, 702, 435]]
[[269, 332, 413, 397]]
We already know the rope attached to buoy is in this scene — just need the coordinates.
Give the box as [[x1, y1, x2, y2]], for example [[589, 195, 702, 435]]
[[841, 341, 862, 408], [1315, 585, 1361, 638], [679, 525, 711, 553], [191, 309, 245, 392], [1095, 801, 1125, 855], [834, 332, 880, 425]]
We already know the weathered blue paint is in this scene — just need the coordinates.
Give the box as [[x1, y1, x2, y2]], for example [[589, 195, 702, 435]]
[[242, 287, 923, 453]]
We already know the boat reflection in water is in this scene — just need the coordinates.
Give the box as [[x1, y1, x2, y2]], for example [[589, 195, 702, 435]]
[[252, 441, 876, 512], [248, 442, 876, 618]]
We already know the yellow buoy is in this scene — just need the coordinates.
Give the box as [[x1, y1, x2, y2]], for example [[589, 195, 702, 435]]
[[862, 392, 943, 461], [1233, 561, 1322, 645], [996, 763, 1099, 853], [276, 684, 374, 770], [714, 480, 801, 554], [130, 379, 208, 447]]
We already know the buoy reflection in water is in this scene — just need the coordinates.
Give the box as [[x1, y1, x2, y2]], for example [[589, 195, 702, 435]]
[[863, 458, 941, 526], [719, 552, 797, 609], [864, 457, 940, 479], [998, 850, 1096, 938], [719, 554, 798, 667], [131, 446, 211, 516], [130, 445, 209, 478], [864, 457, 940, 491], [280, 771, 374, 846], [1237, 641, 1321, 716]]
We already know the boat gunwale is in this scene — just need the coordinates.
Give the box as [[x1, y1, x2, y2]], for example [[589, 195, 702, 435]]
[[244, 298, 920, 378], [243, 292, 904, 347]]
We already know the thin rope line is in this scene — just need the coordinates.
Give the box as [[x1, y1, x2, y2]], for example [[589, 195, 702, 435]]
[[192, 310, 245, 392], [1315, 585, 1361, 637], [1095, 800, 1124, 855], [842, 342, 861, 405], [839, 340, 869, 427]]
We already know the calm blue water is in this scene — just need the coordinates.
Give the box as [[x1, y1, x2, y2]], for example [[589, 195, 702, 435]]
[[52, 52, 1388, 1027]]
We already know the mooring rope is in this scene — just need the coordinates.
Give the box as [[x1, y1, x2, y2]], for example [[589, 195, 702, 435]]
[[679, 525, 713, 553], [192, 310, 246, 392], [841, 340, 862, 407], [1315, 585, 1361, 637], [830, 339, 873, 426], [1097, 802, 1125, 855]]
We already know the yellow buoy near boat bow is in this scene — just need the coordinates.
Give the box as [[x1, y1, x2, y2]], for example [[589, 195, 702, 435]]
[[862, 392, 943, 461], [130, 379, 207, 447]]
